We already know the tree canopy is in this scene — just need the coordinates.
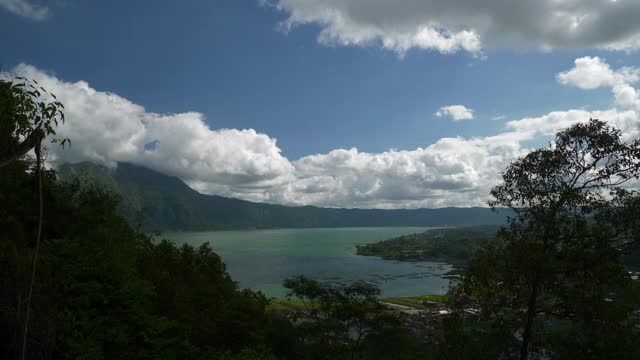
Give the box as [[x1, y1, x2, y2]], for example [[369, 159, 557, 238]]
[[450, 119, 640, 359]]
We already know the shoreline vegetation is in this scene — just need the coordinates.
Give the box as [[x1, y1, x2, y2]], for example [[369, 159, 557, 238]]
[[355, 225, 500, 268], [355, 224, 640, 275]]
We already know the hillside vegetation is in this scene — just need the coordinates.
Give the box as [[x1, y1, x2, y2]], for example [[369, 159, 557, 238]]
[[356, 225, 499, 265], [57, 162, 511, 231]]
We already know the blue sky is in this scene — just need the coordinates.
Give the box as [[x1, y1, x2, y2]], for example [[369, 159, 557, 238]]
[[2, 0, 640, 208]]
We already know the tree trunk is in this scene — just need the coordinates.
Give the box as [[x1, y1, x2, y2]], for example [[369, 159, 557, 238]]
[[519, 280, 538, 360], [21, 140, 44, 360]]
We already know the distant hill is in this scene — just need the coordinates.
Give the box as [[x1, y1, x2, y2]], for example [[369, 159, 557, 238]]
[[357, 225, 500, 265], [57, 162, 511, 231]]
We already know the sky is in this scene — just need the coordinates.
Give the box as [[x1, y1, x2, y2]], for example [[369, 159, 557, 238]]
[[2, 0, 640, 208]]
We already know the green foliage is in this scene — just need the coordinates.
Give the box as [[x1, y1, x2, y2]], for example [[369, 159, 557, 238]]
[[217, 347, 280, 360], [356, 225, 499, 264], [4, 77, 65, 142], [0, 159, 284, 359], [449, 120, 640, 359], [138, 240, 274, 357], [0, 77, 67, 167], [281, 277, 446, 359], [361, 322, 436, 359], [283, 276, 390, 359]]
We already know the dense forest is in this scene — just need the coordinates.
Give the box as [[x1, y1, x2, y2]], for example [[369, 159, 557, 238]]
[[3, 77, 640, 359], [4, 158, 430, 359], [57, 162, 510, 231]]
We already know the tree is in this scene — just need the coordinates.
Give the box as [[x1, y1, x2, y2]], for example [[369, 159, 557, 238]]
[[1, 77, 283, 358], [1, 76, 68, 360], [283, 276, 383, 359], [0, 76, 67, 168], [450, 120, 640, 359]]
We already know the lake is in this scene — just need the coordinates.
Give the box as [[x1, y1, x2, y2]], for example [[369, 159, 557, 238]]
[[164, 227, 453, 298]]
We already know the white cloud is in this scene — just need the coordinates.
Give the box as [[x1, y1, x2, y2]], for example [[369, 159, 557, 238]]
[[506, 108, 640, 143], [0, 0, 48, 20], [274, 107, 639, 208], [557, 57, 620, 90], [268, 0, 640, 55], [557, 56, 640, 109], [5, 57, 640, 209], [8, 64, 295, 196], [276, 131, 531, 208], [435, 105, 474, 121]]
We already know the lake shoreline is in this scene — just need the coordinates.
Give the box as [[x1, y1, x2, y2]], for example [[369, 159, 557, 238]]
[[164, 227, 453, 298]]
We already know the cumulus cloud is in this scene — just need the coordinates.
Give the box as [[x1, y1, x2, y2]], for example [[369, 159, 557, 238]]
[[435, 105, 474, 121], [506, 108, 640, 142], [7, 64, 294, 198], [5, 57, 640, 209], [276, 108, 639, 208], [279, 131, 531, 208], [557, 56, 640, 109], [497, 58, 640, 163], [0, 0, 48, 20], [269, 56, 640, 208], [268, 0, 640, 55]]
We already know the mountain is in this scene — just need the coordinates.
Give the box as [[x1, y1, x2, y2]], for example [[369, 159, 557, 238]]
[[57, 162, 511, 231]]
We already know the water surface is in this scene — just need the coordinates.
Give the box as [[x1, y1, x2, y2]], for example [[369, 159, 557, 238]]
[[164, 227, 452, 298]]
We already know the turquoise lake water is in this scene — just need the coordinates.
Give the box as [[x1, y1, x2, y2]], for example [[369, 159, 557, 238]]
[[164, 227, 453, 298]]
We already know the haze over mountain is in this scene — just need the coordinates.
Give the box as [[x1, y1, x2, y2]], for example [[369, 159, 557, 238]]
[[57, 162, 510, 231]]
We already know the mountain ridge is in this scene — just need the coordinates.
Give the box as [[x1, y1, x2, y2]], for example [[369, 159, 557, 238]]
[[57, 162, 511, 231]]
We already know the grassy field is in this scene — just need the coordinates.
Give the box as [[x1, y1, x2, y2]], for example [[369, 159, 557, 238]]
[[382, 294, 447, 310], [267, 298, 308, 312], [269, 294, 447, 312]]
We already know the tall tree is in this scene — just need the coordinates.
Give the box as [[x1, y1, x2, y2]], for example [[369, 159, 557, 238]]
[[451, 120, 640, 359], [1, 76, 67, 360]]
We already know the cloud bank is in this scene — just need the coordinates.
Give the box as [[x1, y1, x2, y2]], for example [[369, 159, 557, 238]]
[[5, 58, 640, 208], [268, 0, 640, 55], [9, 64, 294, 198]]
